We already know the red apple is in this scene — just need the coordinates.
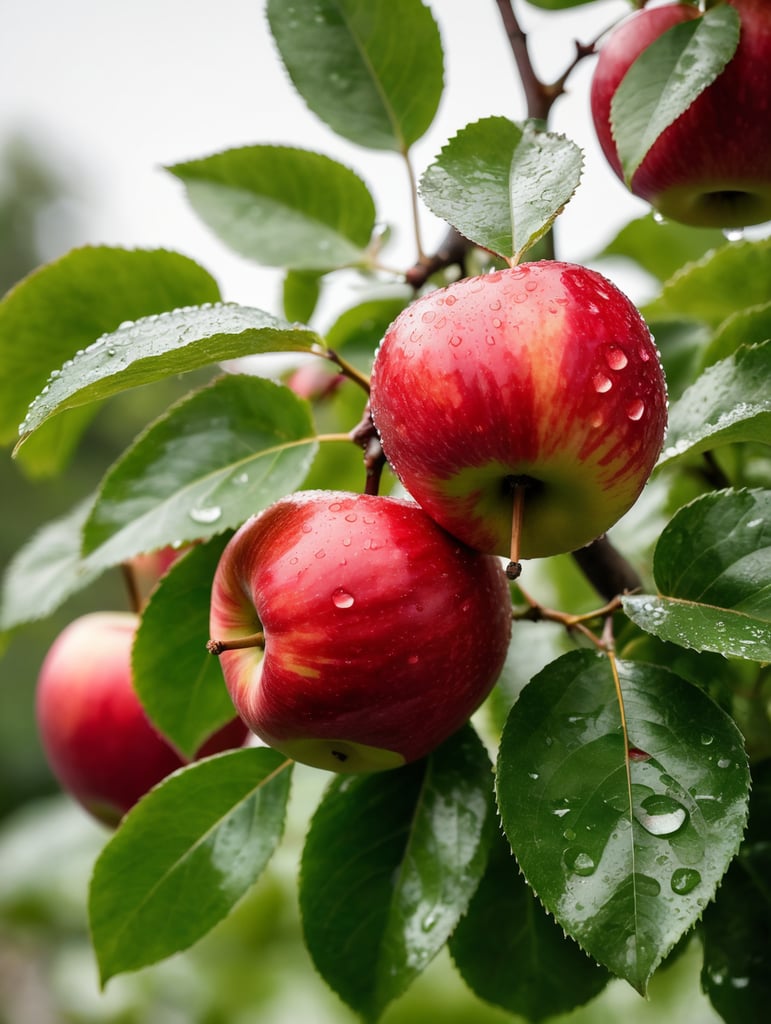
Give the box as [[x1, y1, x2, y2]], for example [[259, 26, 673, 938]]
[[208, 491, 511, 773], [36, 611, 247, 827], [368, 262, 667, 562], [127, 544, 188, 604], [590, 0, 771, 228]]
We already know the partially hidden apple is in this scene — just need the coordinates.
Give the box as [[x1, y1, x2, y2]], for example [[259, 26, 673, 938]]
[[369, 262, 667, 565], [590, 0, 771, 228], [208, 491, 511, 773], [36, 611, 247, 827]]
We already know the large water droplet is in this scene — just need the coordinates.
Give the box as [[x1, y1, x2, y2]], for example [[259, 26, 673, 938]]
[[421, 910, 438, 932], [565, 849, 596, 876], [332, 588, 355, 609], [605, 346, 628, 370], [636, 794, 688, 837], [593, 373, 613, 394], [189, 505, 222, 525], [723, 226, 745, 242], [671, 867, 701, 894], [627, 398, 645, 421]]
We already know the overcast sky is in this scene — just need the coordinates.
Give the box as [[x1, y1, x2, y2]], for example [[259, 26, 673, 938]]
[[1, 0, 657, 318]]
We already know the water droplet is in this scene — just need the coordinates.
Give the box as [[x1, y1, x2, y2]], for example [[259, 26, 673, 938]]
[[730, 976, 750, 989], [289, 556, 299, 565], [636, 794, 688, 836], [328, 501, 343, 512], [639, 345, 651, 362], [670, 867, 701, 895], [344, 512, 357, 523], [489, 299, 502, 311], [652, 210, 666, 225], [315, 549, 326, 560], [492, 317, 502, 329], [723, 226, 745, 242], [563, 828, 576, 841], [189, 505, 222, 524], [565, 849, 596, 876], [700, 733, 714, 746], [407, 654, 419, 665], [233, 472, 249, 485], [445, 294, 456, 306], [528, 772, 539, 780], [605, 346, 628, 370], [525, 279, 538, 292], [591, 412, 604, 428], [332, 588, 354, 609], [421, 311, 436, 324], [718, 758, 732, 769], [747, 518, 763, 528], [449, 335, 463, 347], [627, 398, 645, 421], [593, 373, 613, 393], [421, 911, 438, 932]]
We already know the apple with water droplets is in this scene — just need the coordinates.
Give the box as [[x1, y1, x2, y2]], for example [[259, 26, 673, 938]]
[[369, 262, 667, 566], [208, 490, 511, 773], [36, 611, 247, 827], [590, 0, 771, 228]]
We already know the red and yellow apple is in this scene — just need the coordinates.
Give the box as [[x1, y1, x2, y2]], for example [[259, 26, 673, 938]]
[[369, 262, 667, 562], [590, 0, 771, 228], [208, 491, 511, 773], [36, 611, 247, 827]]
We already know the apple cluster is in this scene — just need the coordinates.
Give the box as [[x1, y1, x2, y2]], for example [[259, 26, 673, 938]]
[[207, 260, 667, 775], [590, 0, 771, 229]]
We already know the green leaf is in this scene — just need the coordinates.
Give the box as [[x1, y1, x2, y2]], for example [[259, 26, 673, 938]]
[[623, 489, 771, 662], [0, 497, 102, 632], [168, 147, 376, 270], [283, 270, 323, 323], [702, 301, 771, 368], [644, 237, 771, 328], [419, 117, 583, 263], [598, 213, 726, 283], [266, 0, 443, 152], [325, 294, 410, 364], [131, 536, 238, 758], [658, 342, 771, 466], [0, 247, 220, 456], [300, 726, 494, 1022], [82, 375, 319, 567], [89, 747, 292, 984], [496, 650, 750, 995], [449, 828, 610, 1020], [15, 303, 322, 448], [611, 6, 740, 183], [700, 760, 771, 1022], [523, 0, 600, 8]]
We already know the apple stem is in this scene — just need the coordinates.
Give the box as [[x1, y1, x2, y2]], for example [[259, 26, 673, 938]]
[[207, 632, 266, 656], [505, 481, 527, 581]]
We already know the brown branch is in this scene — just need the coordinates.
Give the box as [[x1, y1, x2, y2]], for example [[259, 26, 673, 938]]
[[571, 535, 642, 603], [404, 226, 473, 292]]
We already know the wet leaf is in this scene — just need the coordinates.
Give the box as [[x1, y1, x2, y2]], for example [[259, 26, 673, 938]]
[[496, 650, 750, 995], [623, 489, 771, 662], [658, 342, 771, 466], [168, 147, 376, 270], [266, 0, 443, 152], [611, 6, 739, 183], [300, 726, 494, 1021], [449, 827, 610, 1020], [90, 747, 293, 984], [131, 536, 238, 758], [15, 303, 321, 448], [420, 117, 582, 263], [82, 375, 319, 568]]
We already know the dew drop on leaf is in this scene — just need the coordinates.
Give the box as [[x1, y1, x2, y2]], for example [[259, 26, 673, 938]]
[[189, 505, 222, 525], [670, 867, 701, 895]]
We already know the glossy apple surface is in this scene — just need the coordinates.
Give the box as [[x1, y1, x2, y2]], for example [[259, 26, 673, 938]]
[[36, 611, 246, 827], [369, 262, 667, 560], [590, 0, 771, 228], [208, 491, 511, 773]]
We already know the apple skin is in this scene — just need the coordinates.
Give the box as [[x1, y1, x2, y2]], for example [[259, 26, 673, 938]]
[[369, 262, 667, 561], [590, 0, 771, 228], [208, 491, 512, 773], [36, 611, 247, 827]]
